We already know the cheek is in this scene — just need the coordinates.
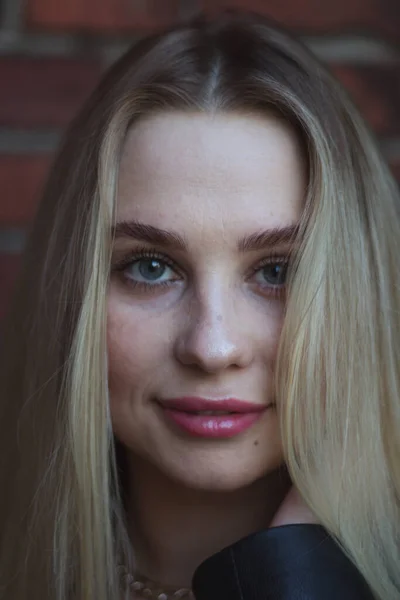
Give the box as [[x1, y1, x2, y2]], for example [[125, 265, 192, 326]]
[[106, 299, 175, 450], [106, 300, 165, 399], [260, 300, 285, 357]]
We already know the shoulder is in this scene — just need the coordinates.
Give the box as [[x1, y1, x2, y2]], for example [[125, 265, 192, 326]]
[[192, 524, 375, 600]]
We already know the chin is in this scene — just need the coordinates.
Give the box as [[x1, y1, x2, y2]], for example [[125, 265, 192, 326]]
[[166, 466, 277, 492], [147, 444, 285, 493]]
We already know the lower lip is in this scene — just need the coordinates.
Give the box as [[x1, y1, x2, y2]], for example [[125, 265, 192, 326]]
[[161, 407, 269, 438]]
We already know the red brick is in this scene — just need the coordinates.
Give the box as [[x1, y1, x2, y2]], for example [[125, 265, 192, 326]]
[[204, 0, 400, 39], [0, 155, 51, 224], [0, 58, 102, 128], [0, 254, 21, 321], [332, 66, 400, 136], [26, 0, 181, 33]]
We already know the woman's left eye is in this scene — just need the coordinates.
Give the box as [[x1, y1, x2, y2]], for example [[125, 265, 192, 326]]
[[253, 260, 289, 288]]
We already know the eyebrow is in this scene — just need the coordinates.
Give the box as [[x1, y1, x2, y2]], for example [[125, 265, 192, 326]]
[[112, 220, 300, 253]]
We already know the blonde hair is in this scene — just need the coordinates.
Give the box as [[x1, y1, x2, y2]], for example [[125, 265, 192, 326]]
[[0, 10, 399, 600]]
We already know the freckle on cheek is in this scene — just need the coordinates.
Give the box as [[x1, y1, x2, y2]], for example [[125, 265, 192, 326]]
[[254, 440, 259, 446]]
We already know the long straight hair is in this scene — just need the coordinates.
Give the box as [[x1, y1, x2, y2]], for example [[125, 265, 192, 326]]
[[0, 11, 399, 600]]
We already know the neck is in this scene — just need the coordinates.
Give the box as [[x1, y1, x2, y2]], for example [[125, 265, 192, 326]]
[[124, 455, 291, 588]]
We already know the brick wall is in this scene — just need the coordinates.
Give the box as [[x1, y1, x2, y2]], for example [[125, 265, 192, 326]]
[[0, 0, 399, 319]]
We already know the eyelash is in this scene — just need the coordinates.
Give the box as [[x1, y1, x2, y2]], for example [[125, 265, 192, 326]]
[[112, 246, 289, 299]]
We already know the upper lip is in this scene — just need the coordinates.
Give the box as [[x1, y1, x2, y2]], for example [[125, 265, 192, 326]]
[[158, 397, 268, 413]]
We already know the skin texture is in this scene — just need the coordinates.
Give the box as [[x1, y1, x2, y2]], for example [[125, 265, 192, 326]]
[[107, 112, 315, 586]]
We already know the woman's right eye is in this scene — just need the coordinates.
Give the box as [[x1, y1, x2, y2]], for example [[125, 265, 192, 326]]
[[124, 257, 178, 285], [112, 248, 182, 292]]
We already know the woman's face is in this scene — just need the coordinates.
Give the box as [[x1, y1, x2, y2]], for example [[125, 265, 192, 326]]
[[108, 111, 305, 491]]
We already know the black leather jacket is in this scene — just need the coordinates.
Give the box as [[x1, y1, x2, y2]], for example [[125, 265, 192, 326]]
[[192, 524, 375, 599]]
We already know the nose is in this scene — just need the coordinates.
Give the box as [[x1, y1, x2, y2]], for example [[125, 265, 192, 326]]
[[174, 293, 253, 374]]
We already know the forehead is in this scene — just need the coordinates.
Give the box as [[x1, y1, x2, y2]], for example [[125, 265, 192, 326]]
[[117, 111, 305, 234]]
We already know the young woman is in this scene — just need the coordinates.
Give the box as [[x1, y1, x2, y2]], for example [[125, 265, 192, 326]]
[[0, 10, 399, 600]]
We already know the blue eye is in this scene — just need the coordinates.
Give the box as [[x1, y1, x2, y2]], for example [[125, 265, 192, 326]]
[[259, 261, 288, 286], [126, 257, 176, 284]]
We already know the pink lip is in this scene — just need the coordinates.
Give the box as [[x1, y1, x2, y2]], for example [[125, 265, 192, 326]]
[[158, 397, 271, 438]]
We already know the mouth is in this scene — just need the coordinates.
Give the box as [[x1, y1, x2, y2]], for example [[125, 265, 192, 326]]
[[158, 396, 268, 413], [157, 397, 274, 438], [180, 410, 237, 415]]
